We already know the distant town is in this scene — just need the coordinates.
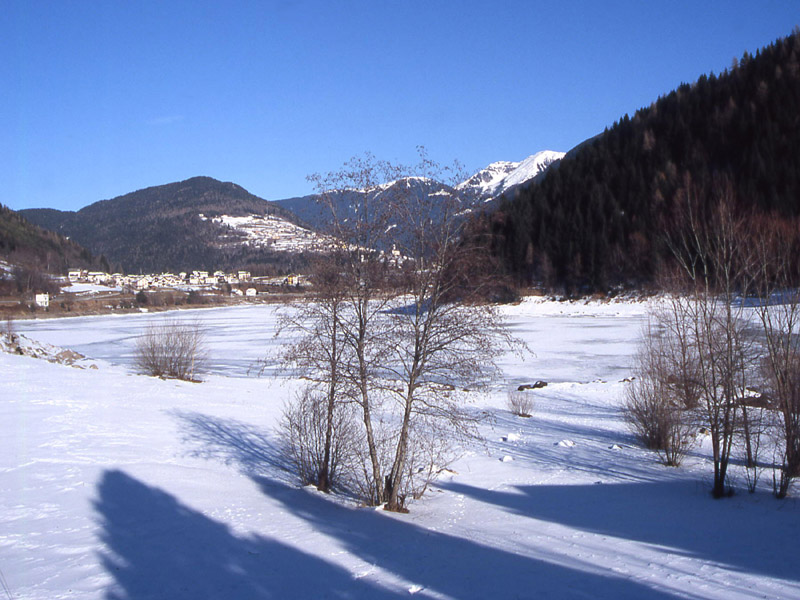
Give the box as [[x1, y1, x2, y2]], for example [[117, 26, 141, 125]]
[[15, 267, 307, 313], [65, 268, 304, 295]]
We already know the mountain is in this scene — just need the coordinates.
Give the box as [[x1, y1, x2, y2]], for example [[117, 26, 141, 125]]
[[20, 177, 322, 275], [274, 176, 457, 234], [478, 29, 800, 293], [0, 203, 105, 275], [456, 150, 565, 201], [274, 153, 563, 232], [16, 152, 559, 276]]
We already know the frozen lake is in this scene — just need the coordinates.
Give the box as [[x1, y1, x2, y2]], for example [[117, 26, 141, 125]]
[[15, 299, 650, 386], [15, 305, 286, 378]]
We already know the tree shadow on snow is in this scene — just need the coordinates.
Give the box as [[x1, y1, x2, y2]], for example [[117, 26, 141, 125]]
[[251, 476, 683, 599], [172, 410, 295, 484], [444, 479, 800, 586], [94, 469, 400, 600]]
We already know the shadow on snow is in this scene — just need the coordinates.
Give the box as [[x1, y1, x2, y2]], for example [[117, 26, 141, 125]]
[[443, 479, 800, 586], [98, 411, 800, 599], [94, 469, 397, 600], [172, 410, 294, 484], [251, 476, 683, 599]]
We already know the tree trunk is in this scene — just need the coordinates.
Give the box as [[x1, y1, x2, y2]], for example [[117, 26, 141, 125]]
[[385, 388, 415, 512], [318, 307, 338, 493]]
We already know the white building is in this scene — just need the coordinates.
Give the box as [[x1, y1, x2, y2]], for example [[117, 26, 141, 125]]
[[34, 293, 50, 308]]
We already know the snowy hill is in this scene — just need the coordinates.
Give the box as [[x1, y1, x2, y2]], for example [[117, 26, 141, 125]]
[[458, 150, 565, 201], [202, 213, 332, 253]]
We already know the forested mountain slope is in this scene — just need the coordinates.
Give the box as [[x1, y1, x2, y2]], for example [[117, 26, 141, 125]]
[[0, 203, 104, 273], [21, 177, 308, 274], [479, 29, 800, 292]]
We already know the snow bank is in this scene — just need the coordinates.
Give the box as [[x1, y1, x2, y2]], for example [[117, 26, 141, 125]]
[[1, 331, 94, 368]]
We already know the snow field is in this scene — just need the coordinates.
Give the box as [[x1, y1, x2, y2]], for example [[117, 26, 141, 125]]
[[3, 297, 799, 599]]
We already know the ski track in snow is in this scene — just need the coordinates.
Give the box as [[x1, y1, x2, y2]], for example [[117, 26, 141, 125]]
[[3, 297, 800, 599]]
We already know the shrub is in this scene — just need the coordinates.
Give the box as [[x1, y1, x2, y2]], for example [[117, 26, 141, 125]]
[[281, 386, 360, 490], [186, 289, 205, 305], [624, 373, 694, 466], [134, 318, 208, 381], [507, 390, 534, 417]]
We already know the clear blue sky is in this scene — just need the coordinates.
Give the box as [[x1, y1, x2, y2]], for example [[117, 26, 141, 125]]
[[2, 1, 798, 211]]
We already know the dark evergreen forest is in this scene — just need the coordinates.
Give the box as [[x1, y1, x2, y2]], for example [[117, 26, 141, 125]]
[[0, 203, 106, 273], [477, 29, 800, 293]]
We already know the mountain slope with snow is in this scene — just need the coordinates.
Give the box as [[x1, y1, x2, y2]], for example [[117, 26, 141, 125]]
[[273, 176, 457, 237], [203, 213, 332, 254], [273, 151, 565, 233], [19, 177, 306, 273], [458, 150, 565, 201]]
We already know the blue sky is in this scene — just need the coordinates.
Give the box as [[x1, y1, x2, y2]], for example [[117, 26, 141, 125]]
[[2, 1, 798, 211]]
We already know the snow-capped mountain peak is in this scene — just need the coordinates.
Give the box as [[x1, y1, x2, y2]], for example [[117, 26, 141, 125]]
[[458, 150, 565, 201]]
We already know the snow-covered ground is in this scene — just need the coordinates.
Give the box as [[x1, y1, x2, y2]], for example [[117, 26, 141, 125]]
[[3, 298, 799, 599], [61, 283, 122, 294]]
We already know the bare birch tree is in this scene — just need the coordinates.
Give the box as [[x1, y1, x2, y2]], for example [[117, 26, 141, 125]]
[[277, 254, 351, 492], [750, 216, 800, 497], [666, 175, 759, 498], [379, 155, 517, 511], [282, 150, 520, 510], [305, 154, 402, 504]]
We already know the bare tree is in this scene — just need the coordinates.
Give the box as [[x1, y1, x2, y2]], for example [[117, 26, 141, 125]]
[[4, 315, 14, 343], [284, 150, 521, 510], [134, 318, 208, 381], [277, 254, 350, 492], [376, 150, 519, 511], [656, 179, 800, 498], [306, 153, 403, 505], [750, 216, 800, 497], [665, 175, 760, 497]]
